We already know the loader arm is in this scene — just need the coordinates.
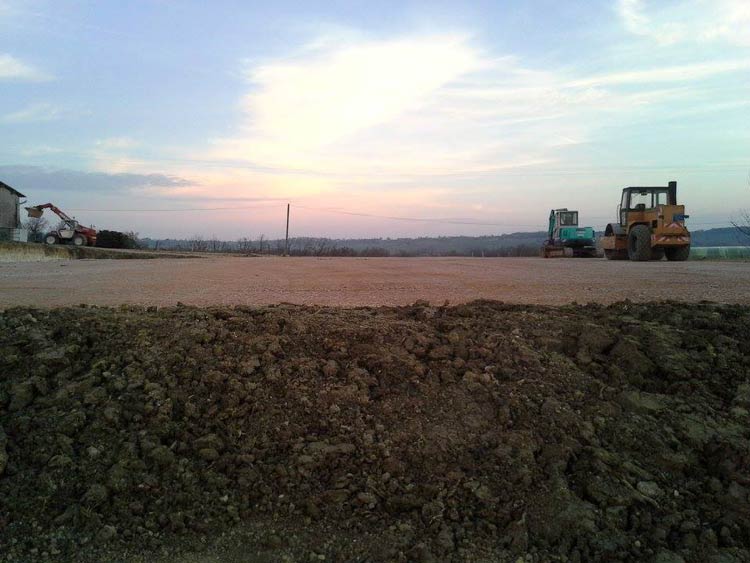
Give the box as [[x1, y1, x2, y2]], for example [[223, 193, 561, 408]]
[[27, 203, 76, 224]]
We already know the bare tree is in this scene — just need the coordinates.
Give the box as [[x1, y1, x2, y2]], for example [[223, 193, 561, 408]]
[[208, 236, 226, 253], [302, 238, 315, 255], [257, 234, 265, 254], [189, 235, 208, 252], [23, 216, 49, 238], [125, 231, 142, 249], [732, 210, 750, 240], [313, 238, 334, 256], [732, 171, 750, 242], [237, 237, 254, 253]]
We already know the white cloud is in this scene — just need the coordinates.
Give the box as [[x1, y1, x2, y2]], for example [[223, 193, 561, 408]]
[[567, 59, 750, 88], [236, 34, 479, 150], [210, 30, 730, 185], [616, 0, 687, 45], [2, 102, 64, 123], [211, 34, 568, 178], [0, 53, 50, 81], [618, 0, 650, 35], [90, 137, 143, 173], [701, 0, 750, 46], [617, 0, 750, 47]]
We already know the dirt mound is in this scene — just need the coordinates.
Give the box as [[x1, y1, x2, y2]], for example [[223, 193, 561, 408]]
[[1, 301, 749, 562]]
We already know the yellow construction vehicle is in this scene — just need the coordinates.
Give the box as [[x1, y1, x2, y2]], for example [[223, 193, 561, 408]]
[[602, 181, 690, 261]]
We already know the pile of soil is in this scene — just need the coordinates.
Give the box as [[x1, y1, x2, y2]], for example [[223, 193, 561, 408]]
[[1, 301, 749, 562]]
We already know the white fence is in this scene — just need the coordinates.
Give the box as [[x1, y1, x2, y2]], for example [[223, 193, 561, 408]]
[[691, 246, 750, 260]]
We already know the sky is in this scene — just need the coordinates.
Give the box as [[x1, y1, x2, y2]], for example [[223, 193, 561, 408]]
[[1, 0, 749, 239]]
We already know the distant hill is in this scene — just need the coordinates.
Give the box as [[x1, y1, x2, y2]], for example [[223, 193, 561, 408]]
[[688, 227, 748, 247], [139, 226, 748, 256]]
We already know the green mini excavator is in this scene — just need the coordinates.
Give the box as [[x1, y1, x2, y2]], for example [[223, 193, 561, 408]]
[[541, 209, 597, 258]]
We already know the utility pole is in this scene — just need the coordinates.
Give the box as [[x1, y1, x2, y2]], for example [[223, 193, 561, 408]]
[[285, 203, 290, 256]]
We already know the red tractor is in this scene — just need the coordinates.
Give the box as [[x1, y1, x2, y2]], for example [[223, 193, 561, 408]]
[[25, 203, 97, 247]]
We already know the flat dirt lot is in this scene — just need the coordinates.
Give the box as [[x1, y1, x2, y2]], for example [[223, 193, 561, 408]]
[[1, 256, 749, 308]]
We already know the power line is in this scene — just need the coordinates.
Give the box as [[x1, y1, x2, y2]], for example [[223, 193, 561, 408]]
[[66, 203, 284, 212]]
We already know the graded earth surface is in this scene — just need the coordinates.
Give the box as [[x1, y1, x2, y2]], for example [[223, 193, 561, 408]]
[[1, 257, 750, 308]]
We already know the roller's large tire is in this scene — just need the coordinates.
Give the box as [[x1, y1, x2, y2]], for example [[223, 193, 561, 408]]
[[605, 249, 628, 260], [628, 225, 652, 262], [665, 245, 691, 262]]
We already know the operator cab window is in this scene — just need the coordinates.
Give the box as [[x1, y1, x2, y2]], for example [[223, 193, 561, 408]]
[[629, 190, 652, 210], [627, 189, 670, 210], [559, 212, 578, 226], [654, 190, 669, 207]]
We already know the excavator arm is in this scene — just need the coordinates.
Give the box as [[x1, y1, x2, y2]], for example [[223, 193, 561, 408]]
[[547, 209, 556, 239]]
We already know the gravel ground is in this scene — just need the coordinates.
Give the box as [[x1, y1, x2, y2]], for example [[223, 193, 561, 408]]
[[1, 257, 749, 308]]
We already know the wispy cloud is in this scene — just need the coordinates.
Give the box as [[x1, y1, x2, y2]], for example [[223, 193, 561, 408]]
[[0, 165, 192, 194], [617, 0, 750, 47], [567, 59, 750, 88], [616, 0, 687, 45], [2, 102, 64, 123], [89, 137, 144, 174], [0, 53, 51, 81], [19, 145, 65, 157]]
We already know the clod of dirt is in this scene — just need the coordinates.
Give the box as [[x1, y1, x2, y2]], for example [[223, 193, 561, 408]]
[[1, 301, 749, 562]]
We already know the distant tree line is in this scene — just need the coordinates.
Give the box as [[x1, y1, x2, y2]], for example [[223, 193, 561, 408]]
[[133, 226, 748, 257], [137, 234, 542, 257]]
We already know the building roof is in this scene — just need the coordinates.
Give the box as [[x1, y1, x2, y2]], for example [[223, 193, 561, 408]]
[[0, 180, 26, 198]]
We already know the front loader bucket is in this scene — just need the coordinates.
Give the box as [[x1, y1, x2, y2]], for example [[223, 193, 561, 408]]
[[26, 207, 43, 218]]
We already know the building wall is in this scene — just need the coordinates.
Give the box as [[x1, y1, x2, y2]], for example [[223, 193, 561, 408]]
[[0, 188, 21, 229]]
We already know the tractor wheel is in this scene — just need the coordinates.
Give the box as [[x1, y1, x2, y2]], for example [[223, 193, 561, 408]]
[[72, 234, 87, 247], [628, 225, 652, 261], [44, 234, 58, 245], [665, 244, 691, 262], [651, 248, 665, 261], [604, 249, 628, 260]]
